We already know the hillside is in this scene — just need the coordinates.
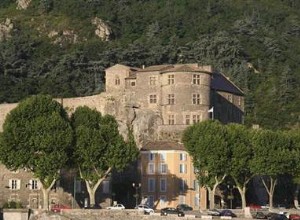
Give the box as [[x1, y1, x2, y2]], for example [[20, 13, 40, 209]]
[[0, 0, 299, 129]]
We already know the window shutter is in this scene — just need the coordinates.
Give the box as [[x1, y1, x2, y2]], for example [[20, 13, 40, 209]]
[[37, 180, 42, 190], [9, 179, 12, 188], [17, 179, 21, 189]]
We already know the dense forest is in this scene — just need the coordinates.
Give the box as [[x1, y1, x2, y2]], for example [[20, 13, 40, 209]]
[[0, 0, 299, 130]]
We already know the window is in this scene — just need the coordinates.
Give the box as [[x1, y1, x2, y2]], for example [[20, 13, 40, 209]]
[[180, 153, 187, 161], [102, 180, 109, 193], [9, 179, 20, 190], [160, 163, 167, 174], [160, 153, 166, 161], [185, 115, 190, 125], [193, 74, 201, 85], [160, 178, 167, 192], [168, 115, 175, 125], [179, 179, 187, 191], [149, 94, 157, 104], [148, 178, 155, 192], [238, 96, 242, 106], [28, 179, 38, 190], [193, 180, 199, 191], [75, 179, 82, 193], [148, 163, 155, 174], [131, 81, 136, 86], [192, 94, 201, 105], [150, 76, 157, 85], [149, 153, 155, 161], [179, 164, 187, 173], [168, 75, 174, 84], [168, 94, 175, 105], [192, 115, 200, 124], [228, 94, 233, 103], [115, 77, 120, 85]]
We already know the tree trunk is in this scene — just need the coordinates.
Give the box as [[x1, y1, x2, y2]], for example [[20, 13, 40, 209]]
[[42, 188, 50, 210], [207, 187, 215, 209], [237, 185, 247, 209], [261, 176, 277, 209], [40, 179, 56, 210], [85, 179, 103, 207], [294, 184, 299, 208]]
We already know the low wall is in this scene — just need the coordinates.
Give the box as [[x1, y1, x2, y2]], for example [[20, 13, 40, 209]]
[[3, 209, 30, 220]]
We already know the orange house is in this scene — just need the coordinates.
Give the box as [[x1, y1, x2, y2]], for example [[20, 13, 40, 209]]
[[139, 141, 207, 210]]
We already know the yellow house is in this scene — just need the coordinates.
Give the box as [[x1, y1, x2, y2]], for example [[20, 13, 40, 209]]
[[139, 141, 207, 210]]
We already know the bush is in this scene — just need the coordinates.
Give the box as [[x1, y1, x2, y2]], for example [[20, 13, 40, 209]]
[[2, 201, 23, 209]]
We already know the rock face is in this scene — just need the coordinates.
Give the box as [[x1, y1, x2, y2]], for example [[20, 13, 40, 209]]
[[0, 18, 13, 41], [91, 17, 112, 41], [48, 29, 79, 45], [16, 0, 31, 9]]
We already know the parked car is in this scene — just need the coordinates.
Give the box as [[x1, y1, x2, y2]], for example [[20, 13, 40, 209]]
[[207, 209, 221, 216], [51, 204, 71, 212], [106, 204, 125, 210], [254, 212, 268, 219], [220, 209, 237, 217], [135, 204, 154, 214], [176, 204, 193, 211], [289, 214, 300, 220], [160, 207, 185, 217], [249, 204, 262, 210], [268, 213, 288, 220]]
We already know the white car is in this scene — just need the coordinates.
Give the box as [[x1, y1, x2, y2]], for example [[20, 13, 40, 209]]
[[106, 204, 125, 210], [135, 204, 154, 214]]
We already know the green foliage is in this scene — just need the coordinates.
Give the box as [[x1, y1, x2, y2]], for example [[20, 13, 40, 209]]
[[0, 0, 299, 129], [2, 201, 23, 209], [71, 106, 138, 186], [0, 95, 73, 188], [226, 123, 254, 185], [250, 129, 295, 177], [182, 120, 230, 188]]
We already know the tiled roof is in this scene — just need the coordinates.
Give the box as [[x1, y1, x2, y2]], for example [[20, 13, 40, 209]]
[[139, 64, 213, 74], [140, 65, 174, 72], [141, 141, 186, 151], [211, 72, 244, 96]]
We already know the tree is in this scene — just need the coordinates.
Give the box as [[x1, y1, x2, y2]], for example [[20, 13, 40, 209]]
[[0, 95, 73, 210], [182, 120, 230, 209], [250, 129, 295, 209], [226, 123, 254, 209], [71, 106, 139, 207]]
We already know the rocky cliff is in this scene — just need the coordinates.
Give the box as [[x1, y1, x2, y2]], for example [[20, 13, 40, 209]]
[[0, 93, 163, 148]]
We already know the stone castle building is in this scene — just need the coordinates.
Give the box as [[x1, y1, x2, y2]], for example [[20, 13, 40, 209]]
[[0, 63, 244, 209]]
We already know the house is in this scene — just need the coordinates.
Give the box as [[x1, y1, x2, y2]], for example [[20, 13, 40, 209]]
[[139, 141, 207, 210]]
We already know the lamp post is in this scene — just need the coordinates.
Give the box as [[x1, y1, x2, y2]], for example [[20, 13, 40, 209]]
[[132, 183, 141, 207], [227, 185, 235, 209]]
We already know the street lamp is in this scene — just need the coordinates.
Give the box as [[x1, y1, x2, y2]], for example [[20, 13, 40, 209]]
[[227, 185, 235, 209], [132, 183, 141, 207]]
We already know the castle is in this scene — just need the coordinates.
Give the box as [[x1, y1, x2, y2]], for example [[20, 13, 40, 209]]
[[0, 63, 244, 209]]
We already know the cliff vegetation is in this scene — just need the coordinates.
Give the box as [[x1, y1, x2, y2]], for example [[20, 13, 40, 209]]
[[0, 0, 299, 129]]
